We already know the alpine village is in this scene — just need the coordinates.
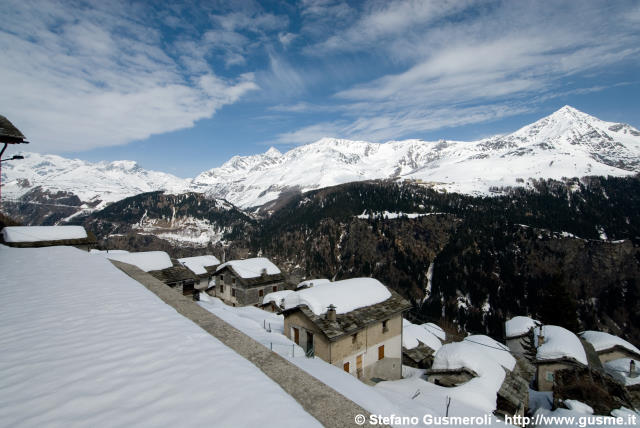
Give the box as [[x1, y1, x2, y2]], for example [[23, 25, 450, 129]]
[[2, 2, 640, 427]]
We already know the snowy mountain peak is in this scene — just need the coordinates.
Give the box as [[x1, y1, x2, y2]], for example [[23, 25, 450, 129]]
[[265, 147, 282, 157]]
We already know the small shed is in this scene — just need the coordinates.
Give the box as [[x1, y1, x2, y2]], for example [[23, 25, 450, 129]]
[[178, 255, 220, 290]]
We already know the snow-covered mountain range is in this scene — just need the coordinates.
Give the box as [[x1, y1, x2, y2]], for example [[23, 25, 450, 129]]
[[1, 154, 191, 210], [3, 106, 640, 210]]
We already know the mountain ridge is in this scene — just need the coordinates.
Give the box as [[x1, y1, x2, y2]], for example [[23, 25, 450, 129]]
[[3, 106, 640, 211]]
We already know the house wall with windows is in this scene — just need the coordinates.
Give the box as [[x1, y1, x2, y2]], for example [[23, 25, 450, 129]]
[[536, 361, 576, 391], [207, 270, 283, 306], [284, 311, 403, 382]]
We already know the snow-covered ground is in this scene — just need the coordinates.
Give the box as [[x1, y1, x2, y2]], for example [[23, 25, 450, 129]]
[[0, 245, 320, 427], [197, 296, 510, 427]]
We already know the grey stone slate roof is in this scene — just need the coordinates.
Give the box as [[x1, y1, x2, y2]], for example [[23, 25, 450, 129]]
[[148, 263, 198, 284], [403, 343, 436, 365], [283, 288, 411, 342]]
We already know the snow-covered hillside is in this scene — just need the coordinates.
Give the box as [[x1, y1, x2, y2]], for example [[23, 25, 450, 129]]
[[4, 106, 640, 210], [1, 152, 191, 210], [193, 106, 640, 207]]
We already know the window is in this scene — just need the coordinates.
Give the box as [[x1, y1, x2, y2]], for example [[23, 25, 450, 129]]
[[232, 288, 236, 297], [219, 284, 224, 293], [378, 345, 385, 360], [232, 278, 236, 284], [259, 289, 264, 297], [382, 319, 389, 333], [272, 286, 277, 292], [343, 362, 350, 373], [545, 371, 554, 382], [292, 327, 300, 345], [352, 333, 358, 343], [220, 274, 224, 281]]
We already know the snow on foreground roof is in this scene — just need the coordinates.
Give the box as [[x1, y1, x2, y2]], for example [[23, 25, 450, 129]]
[[296, 278, 330, 289], [283, 277, 392, 315], [580, 330, 640, 356], [505, 315, 540, 338], [0, 245, 320, 428], [2, 225, 87, 243], [262, 289, 294, 306], [402, 320, 442, 351], [178, 255, 221, 275], [536, 325, 588, 365], [216, 257, 281, 278], [96, 250, 173, 272]]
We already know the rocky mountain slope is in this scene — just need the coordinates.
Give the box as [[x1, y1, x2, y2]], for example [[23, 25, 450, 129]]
[[3, 106, 640, 215], [239, 176, 640, 346]]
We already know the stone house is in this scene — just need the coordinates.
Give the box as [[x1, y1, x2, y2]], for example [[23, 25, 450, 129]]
[[504, 316, 540, 357], [178, 255, 220, 290], [206, 257, 284, 307], [401, 320, 443, 370], [281, 278, 411, 383], [148, 261, 198, 297], [425, 336, 529, 418], [1, 225, 97, 251], [580, 331, 640, 364], [533, 325, 589, 392]]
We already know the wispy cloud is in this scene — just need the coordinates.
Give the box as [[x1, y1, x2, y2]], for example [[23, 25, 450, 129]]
[[278, 0, 640, 145], [0, 0, 261, 152], [275, 104, 531, 145]]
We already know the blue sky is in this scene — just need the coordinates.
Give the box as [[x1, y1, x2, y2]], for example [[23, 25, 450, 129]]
[[1, 0, 639, 177]]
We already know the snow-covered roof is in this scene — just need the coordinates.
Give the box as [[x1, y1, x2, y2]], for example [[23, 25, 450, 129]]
[[604, 358, 640, 386], [403, 320, 442, 351], [0, 245, 319, 427], [2, 225, 87, 243], [536, 325, 588, 365], [100, 251, 173, 272], [505, 316, 540, 338], [463, 335, 516, 371], [178, 255, 221, 275], [216, 257, 281, 279], [580, 331, 640, 356], [296, 278, 330, 289], [283, 277, 392, 316], [262, 290, 294, 307], [422, 322, 446, 341]]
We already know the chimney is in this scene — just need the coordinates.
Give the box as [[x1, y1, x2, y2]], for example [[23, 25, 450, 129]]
[[326, 304, 336, 321], [631, 360, 637, 378]]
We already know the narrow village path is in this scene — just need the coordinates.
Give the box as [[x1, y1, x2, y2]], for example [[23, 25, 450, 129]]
[[112, 260, 386, 428]]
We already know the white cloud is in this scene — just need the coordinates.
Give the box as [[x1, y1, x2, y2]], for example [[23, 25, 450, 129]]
[[0, 0, 258, 152], [282, 0, 640, 144], [275, 104, 532, 145]]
